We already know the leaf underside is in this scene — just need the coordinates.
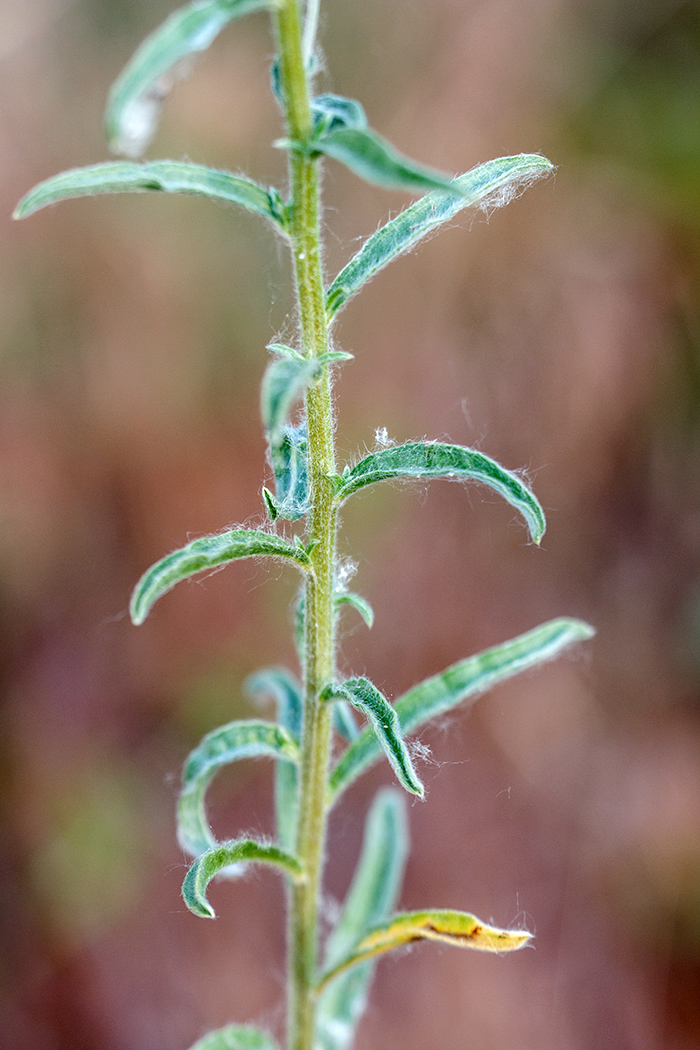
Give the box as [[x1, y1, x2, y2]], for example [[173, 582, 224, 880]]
[[329, 617, 595, 801], [182, 838, 303, 918], [13, 161, 283, 224], [319, 909, 531, 989], [335, 441, 546, 544], [325, 154, 553, 318], [178, 719, 299, 857], [105, 0, 277, 157], [130, 528, 310, 625]]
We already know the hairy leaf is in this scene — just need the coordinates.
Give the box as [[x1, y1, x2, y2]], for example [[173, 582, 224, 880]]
[[130, 528, 310, 625], [319, 910, 531, 987], [13, 161, 284, 224], [325, 154, 553, 318], [335, 591, 374, 629], [182, 838, 304, 918], [314, 127, 462, 196], [105, 0, 278, 156], [187, 1026, 280, 1050], [335, 441, 545, 544], [330, 618, 594, 800], [311, 94, 368, 135], [316, 790, 408, 1050], [177, 720, 299, 857], [245, 668, 303, 851], [324, 679, 423, 798], [261, 351, 350, 444]]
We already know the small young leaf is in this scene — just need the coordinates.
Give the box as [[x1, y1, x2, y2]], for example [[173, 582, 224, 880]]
[[335, 592, 374, 629], [182, 838, 304, 918], [324, 678, 424, 798], [316, 790, 408, 1050], [268, 422, 310, 521], [187, 1026, 280, 1050], [329, 617, 595, 801], [311, 94, 368, 135], [14, 161, 284, 225], [130, 528, 311, 625], [325, 154, 553, 318], [314, 127, 463, 197], [332, 701, 360, 742], [335, 441, 546, 544], [105, 0, 278, 157], [245, 668, 303, 851], [261, 356, 320, 444], [319, 909, 531, 988], [177, 720, 299, 857]]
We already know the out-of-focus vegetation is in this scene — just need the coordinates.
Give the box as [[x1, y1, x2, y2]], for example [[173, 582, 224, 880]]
[[2, 1, 700, 1048]]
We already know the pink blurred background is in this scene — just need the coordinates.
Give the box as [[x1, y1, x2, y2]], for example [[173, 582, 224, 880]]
[[2, 1, 700, 1047]]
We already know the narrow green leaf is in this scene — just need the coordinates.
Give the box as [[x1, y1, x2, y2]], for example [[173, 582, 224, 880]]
[[316, 790, 408, 1050], [182, 838, 304, 918], [261, 355, 318, 443], [335, 592, 374, 629], [177, 720, 299, 857], [245, 668, 303, 852], [319, 909, 531, 988], [325, 154, 553, 318], [130, 528, 310, 625], [13, 161, 284, 224], [335, 441, 545, 544], [315, 126, 464, 196], [187, 1025, 280, 1050], [105, 0, 278, 157], [329, 618, 595, 801], [324, 679, 424, 798], [332, 701, 360, 742]]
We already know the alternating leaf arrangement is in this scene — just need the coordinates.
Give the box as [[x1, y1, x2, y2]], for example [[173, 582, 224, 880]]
[[14, 2, 594, 1050]]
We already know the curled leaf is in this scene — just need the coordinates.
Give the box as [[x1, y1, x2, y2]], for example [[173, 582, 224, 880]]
[[324, 678, 423, 798], [187, 1026, 280, 1050], [335, 441, 546, 544], [335, 592, 374, 629], [130, 528, 311, 625], [325, 154, 553, 318], [316, 789, 408, 1050], [330, 618, 595, 801], [177, 720, 299, 857], [14, 161, 284, 224], [182, 838, 304, 918], [105, 0, 278, 156], [318, 909, 531, 989], [267, 422, 310, 521]]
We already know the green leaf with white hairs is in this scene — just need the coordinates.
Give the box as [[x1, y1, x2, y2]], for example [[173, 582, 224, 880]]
[[182, 838, 304, 919], [314, 127, 463, 197], [187, 1025, 280, 1050], [325, 153, 553, 318], [245, 668, 302, 851], [335, 592, 374, 629], [177, 720, 299, 857], [330, 617, 595, 801], [316, 790, 408, 1050], [13, 161, 285, 225], [105, 0, 278, 157], [318, 909, 531, 989], [335, 441, 545, 545], [323, 679, 424, 798], [130, 528, 310, 625], [261, 350, 350, 445]]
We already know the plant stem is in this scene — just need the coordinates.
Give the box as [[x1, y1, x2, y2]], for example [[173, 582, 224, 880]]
[[273, 2, 335, 1049]]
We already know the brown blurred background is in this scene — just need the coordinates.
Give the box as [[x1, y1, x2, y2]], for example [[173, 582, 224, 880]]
[[2, 0, 700, 1047]]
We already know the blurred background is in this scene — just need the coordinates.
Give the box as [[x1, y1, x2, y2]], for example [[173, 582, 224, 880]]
[[2, 0, 700, 1047]]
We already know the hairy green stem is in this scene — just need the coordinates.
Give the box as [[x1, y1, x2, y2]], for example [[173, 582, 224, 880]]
[[274, 2, 336, 1048]]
